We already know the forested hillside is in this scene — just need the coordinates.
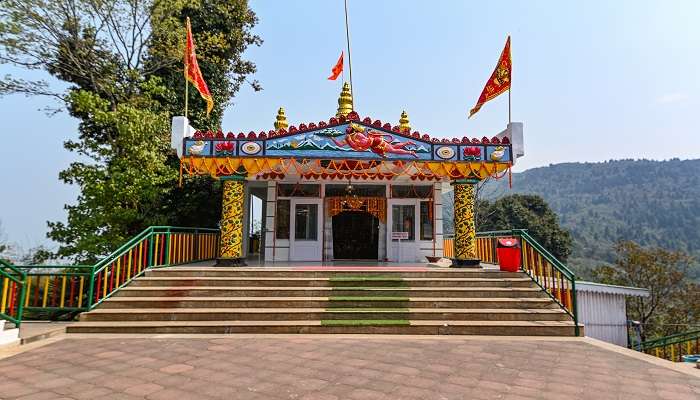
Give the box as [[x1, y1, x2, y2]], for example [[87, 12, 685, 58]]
[[444, 159, 700, 278]]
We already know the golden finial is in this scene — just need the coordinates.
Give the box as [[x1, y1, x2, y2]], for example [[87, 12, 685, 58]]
[[336, 82, 353, 118], [399, 110, 410, 132], [274, 107, 288, 130]]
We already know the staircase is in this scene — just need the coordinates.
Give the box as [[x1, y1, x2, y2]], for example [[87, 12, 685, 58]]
[[68, 266, 578, 335]]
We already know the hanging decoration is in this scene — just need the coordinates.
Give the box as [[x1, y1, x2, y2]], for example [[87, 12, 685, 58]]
[[327, 197, 386, 223]]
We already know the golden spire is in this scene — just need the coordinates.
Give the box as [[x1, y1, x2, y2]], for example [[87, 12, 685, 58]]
[[399, 110, 410, 132], [274, 107, 288, 130], [336, 82, 353, 118]]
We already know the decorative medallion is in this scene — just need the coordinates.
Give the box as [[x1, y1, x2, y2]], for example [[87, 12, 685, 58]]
[[241, 141, 262, 155], [436, 146, 456, 160]]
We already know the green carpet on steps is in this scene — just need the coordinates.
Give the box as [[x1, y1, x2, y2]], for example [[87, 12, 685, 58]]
[[321, 319, 410, 326], [323, 274, 410, 326]]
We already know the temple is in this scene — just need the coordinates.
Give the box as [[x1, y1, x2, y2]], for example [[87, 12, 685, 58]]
[[171, 82, 524, 266]]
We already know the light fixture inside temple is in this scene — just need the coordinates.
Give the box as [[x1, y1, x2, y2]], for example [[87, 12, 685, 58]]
[[342, 180, 363, 210]]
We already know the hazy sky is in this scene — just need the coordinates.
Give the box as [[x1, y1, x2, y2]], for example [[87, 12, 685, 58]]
[[1, 0, 699, 248]]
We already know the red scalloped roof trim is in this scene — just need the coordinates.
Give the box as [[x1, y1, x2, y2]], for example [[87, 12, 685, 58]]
[[192, 111, 507, 145]]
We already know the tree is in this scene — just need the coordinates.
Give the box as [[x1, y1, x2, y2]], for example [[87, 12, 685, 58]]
[[1, 0, 261, 262], [478, 194, 573, 261], [594, 241, 698, 340]]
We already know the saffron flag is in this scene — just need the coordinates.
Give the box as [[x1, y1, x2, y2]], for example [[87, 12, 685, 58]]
[[469, 36, 511, 118], [327, 51, 344, 80], [184, 17, 214, 115]]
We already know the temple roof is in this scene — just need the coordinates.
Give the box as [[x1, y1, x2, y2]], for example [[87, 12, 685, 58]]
[[191, 110, 510, 146]]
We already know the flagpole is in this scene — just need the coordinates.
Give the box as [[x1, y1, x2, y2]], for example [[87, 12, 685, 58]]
[[508, 88, 511, 124], [344, 0, 354, 105], [508, 35, 511, 124], [185, 17, 190, 119]]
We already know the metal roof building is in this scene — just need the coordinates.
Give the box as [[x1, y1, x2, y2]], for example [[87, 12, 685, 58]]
[[576, 281, 649, 347]]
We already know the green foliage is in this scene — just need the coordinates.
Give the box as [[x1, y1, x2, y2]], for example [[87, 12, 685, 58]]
[[477, 194, 573, 261], [0, 0, 260, 262], [148, 0, 261, 130], [47, 89, 174, 262], [443, 192, 573, 262], [490, 159, 700, 279], [593, 241, 699, 340]]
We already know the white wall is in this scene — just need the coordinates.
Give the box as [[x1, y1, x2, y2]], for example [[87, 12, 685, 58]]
[[577, 290, 629, 347], [264, 180, 445, 263]]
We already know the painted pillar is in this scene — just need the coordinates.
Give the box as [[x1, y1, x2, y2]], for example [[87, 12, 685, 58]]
[[216, 177, 246, 266], [452, 178, 480, 267]]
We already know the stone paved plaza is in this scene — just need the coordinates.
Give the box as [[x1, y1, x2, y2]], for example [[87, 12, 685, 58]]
[[1, 336, 699, 400]]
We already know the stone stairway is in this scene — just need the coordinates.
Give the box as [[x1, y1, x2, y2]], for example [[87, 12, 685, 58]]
[[68, 266, 578, 335]]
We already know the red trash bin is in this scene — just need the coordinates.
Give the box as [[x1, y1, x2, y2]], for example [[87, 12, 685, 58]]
[[496, 238, 521, 272]]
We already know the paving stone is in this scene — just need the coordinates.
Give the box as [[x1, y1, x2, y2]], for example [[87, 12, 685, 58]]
[[158, 363, 194, 374], [0, 337, 699, 400]]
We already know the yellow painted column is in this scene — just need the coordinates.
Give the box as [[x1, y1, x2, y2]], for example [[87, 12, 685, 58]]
[[452, 179, 480, 267], [216, 178, 247, 266]]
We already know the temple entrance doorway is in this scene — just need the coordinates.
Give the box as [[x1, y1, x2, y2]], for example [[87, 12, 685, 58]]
[[332, 211, 379, 260]]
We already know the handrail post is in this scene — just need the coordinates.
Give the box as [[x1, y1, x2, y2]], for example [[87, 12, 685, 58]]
[[86, 265, 96, 310], [164, 227, 171, 266], [148, 231, 155, 267], [15, 271, 27, 327], [194, 229, 199, 261], [571, 279, 580, 336]]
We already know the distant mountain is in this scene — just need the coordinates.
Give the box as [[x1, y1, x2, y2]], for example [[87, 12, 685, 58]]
[[443, 159, 700, 278]]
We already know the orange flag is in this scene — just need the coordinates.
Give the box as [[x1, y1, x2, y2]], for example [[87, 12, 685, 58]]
[[327, 51, 344, 80], [184, 17, 214, 115], [469, 36, 511, 118]]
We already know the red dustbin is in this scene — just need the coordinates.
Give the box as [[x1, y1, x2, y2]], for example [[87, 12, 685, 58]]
[[496, 238, 521, 272]]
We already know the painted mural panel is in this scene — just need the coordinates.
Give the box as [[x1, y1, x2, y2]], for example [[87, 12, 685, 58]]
[[485, 145, 510, 162], [265, 123, 432, 160], [186, 140, 211, 156], [213, 140, 236, 156], [181, 121, 513, 165]]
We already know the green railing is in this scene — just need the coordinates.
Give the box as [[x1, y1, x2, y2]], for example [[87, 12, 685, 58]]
[[445, 229, 579, 336], [638, 329, 700, 362], [14, 226, 219, 318], [0, 260, 27, 326]]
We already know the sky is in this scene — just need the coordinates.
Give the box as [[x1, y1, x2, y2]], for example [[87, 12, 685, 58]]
[[1, 0, 699, 249]]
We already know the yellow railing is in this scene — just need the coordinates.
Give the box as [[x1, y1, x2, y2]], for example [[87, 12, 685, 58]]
[[443, 230, 579, 336], [639, 329, 700, 362], [17, 227, 220, 315]]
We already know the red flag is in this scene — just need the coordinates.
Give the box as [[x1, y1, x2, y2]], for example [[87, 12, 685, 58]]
[[469, 36, 511, 118], [327, 51, 344, 80], [184, 17, 214, 115]]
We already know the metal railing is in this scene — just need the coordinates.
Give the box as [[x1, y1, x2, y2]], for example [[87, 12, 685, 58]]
[[0, 260, 27, 326], [638, 329, 700, 362], [444, 229, 579, 336], [13, 226, 219, 318]]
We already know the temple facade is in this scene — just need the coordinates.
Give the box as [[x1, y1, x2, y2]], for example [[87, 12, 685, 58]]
[[171, 83, 523, 266]]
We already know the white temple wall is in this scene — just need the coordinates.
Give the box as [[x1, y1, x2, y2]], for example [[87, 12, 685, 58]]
[[262, 180, 444, 263]]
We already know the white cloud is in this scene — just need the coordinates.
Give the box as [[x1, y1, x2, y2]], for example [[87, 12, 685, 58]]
[[656, 92, 689, 104]]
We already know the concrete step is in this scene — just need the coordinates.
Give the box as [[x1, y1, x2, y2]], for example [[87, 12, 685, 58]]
[[98, 296, 559, 309], [112, 286, 545, 298], [67, 319, 578, 336], [80, 307, 571, 322], [145, 268, 525, 279], [131, 276, 536, 288]]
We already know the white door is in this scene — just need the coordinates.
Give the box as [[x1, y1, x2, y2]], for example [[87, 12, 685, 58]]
[[290, 199, 323, 261], [387, 199, 419, 262]]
